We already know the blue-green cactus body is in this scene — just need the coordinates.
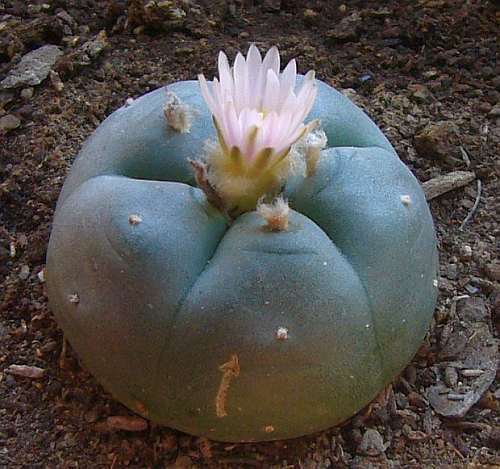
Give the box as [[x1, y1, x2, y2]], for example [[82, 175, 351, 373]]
[[46, 79, 438, 442]]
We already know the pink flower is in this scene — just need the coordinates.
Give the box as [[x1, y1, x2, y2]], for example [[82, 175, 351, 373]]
[[198, 45, 317, 166]]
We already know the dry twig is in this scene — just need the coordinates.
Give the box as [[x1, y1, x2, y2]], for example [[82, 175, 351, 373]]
[[422, 171, 476, 201], [459, 179, 482, 230]]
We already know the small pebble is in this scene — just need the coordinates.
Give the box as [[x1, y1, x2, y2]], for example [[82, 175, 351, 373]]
[[477, 101, 492, 114], [459, 244, 472, 261], [0, 114, 21, 131], [444, 366, 458, 387], [484, 263, 500, 281], [341, 88, 358, 100], [20, 87, 34, 100], [488, 104, 500, 117], [446, 263, 458, 280], [37, 269, 45, 283], [358, 429, 386, 456], [173, 455, 192, 468], [49, 71, 64, 92], [303, 8, 319, 25], [17, 105, 33, 119], [358, 73, 374, 86], [161, 433, 178, 451], [405, 365, 417, 385], [84, 409, 100, 423], [19, 265, 30, 280], [408, 391, 428, 408], [408, 84, 434, 103]]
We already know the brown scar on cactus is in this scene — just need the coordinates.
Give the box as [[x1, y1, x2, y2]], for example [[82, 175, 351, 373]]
[[59, 335, 69, 369], [188, 159, 228, 217], [163, 90, 197, 133], [134, 401, 149, 417], [257, 196, 290, 232], [215, 354, 240, 418]]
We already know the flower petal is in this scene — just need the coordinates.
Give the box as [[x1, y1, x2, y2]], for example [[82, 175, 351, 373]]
[[246, 45, 263, 109], [218, 51, 234, 97], [262, 46, 280, 77], [233, 52, 249, 113], [199, 45, 318, 171], [262, 69, 281, 113], [221, 101, 240, 148], [278, 59, 296, 108], [198, 74, 217, 115]]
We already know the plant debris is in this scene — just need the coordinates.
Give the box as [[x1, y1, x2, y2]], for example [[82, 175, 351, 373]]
[[6, 364, 46, 379], [422, 171, 476, 200], [105, 415, 148, 432], [427, 298, 498, 418]]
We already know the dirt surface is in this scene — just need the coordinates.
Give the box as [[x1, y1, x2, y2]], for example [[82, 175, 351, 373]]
[[1, 0, 499, 467]]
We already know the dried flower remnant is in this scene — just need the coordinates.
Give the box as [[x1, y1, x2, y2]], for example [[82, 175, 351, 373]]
[[197, 45, 318, 214], [164, 91, 196, 133], [188, 158, 227, 215], [289, 120, 327, 177], [257, 196, 290, 231]]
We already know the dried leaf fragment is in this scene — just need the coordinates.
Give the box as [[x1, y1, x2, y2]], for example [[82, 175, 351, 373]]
[[6, 364, 45, 379], [358, 429, 387, 456], [106, 415, 148, 432], [422, 171, 475, 200]]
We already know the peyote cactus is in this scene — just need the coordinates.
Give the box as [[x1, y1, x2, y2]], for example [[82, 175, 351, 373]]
[[46, 46, 438, 442]]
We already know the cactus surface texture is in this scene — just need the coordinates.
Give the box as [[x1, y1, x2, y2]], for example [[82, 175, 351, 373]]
[[46, 79, 438, 442]]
